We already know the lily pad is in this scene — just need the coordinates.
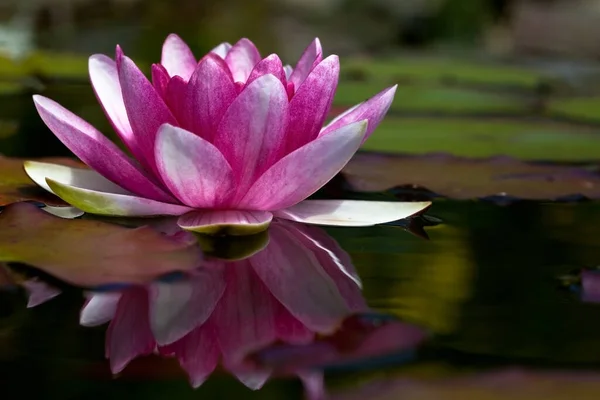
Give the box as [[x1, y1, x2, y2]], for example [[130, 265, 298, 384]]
[[361, 117, 600, 161], [342, 152, 600, 200], [0, 203, 202, 287], [0, 155, 84, 206], [547, 97, 600, 123]]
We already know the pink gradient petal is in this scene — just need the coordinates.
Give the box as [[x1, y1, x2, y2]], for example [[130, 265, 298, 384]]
[[23, 279, 61, 308], [151, 63, 170, 99], [283, 65, 293, 80], [184, 54, 237, 142], [275, 200, 432, 226], [289, 38, 323, 90], [239, 120, 367, 211], [230, 369, 272, 390], [214, 262, 277, 364], [161, 323, 220, 388], [224, 38, 261, 83], [164, 76, 188, 124], [106, 288, 155, 373], [149, 268, 226, 345], [80, 292, 121, 326], [45, 178, 192, 216], [161, 33, 197, 81], [177, 210, 273, 235], [250, 223, 351, 334], [154, 124, 235, 208], [211, 42, 232, 59], [117, 51, 177, 175], [274, 302, 314, 345], [299, 371, 326, 400], [285, 55, 339, 153], [215, 74, 288, 200], [246, 54, 286, 87], [88, 54, 138, 157], [320, 85, 397, 142], [32, 95, 174, 202]]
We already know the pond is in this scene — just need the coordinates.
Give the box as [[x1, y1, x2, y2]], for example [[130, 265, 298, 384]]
[[3, 35, 600, 400]]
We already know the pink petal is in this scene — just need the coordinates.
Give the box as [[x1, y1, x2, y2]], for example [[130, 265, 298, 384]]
[[274, 302, 314, 345], [80, 292, 121, 326], [285, 55, 339, 153], [148, 267, 226, 345], [230, 369, 272, 390], [160, 33, 197, 81], [88, 54, 139, 158], [214, 262, 277, 364], [45, 178, 192, 216], [184, 54, 237, 142], [161, 323, 220, 388], [239, 120, 367, 210], [224, 38, 261, 83], [117, 51, 177, 175], [250, 223, 351, 334], [32, 95, 174, 202], [275, 200, 432, 227], [246, 54, 286, 87], [214, 74, 288, 200], [23, 279, 61, 308], [164, 76, 188, 123], [283, 65, 293, 80], [151, 63, 170, 99], [177, 209, 273, 235], [320, 85, 397, 143], [106, 287, 155, 374], [154, 124, 235, 208], [298, 371, 326, 400], [211, 42, 232, 59], [289, 38, 322, 90]]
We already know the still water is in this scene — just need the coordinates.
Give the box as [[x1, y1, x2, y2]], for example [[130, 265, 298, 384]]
[[3, 199, 600, 399]]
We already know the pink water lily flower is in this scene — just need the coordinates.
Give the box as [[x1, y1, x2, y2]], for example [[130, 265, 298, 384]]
[[25, 34, 430, 234]]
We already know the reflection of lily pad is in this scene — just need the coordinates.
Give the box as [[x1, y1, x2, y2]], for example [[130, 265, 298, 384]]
[[0, 203, 202, 287], [362, 117, 600, 161], [343, 152, 600, 200], [0, 156, 84, 206]]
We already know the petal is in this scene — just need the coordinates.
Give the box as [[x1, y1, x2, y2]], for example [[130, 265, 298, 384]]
[[160, 33, 197, 81], [274, 302, 314, 345], [239, 120, 367, 210], [149, 267, 226, 345], [177, 210, 273, 235], [46, 178, 192, 216], [154, 124, 235, 208], [164, 76, 188, 123], [214, 262, 277, 364], [250, 223, 351, 333], [283, 65, 293, 80], [184, 54, 237, 142], [285, 55, 339, 153], [41, 205, 84, 219], [117, 51, 177, 174], [211, 42, 232, 59], [215, 74, 288, 199], [106, 288, 155, 374], [298, 372, 325, 400], [289, 38, 322, 90], [88, 54, 138, 156], [275, 200, 432, 226], [320, 85, 397, 143], [80, 292, 121, 326], [151, 63, 170, 99], [23, 279, 61, 308], [224, 38, 261, 83], [246, 54, 286, 87], [231, 370, 271, 390], [32, 96, 174, 202]]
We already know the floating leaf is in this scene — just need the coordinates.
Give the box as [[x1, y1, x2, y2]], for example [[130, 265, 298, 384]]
[[0, 155, 84, 206], [343, 152, 600, 200], [0, 203, 202, 287], [360, 117, 600, 161]]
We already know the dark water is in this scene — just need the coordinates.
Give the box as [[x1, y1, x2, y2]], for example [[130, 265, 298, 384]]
[[3, 199, 600, 399]]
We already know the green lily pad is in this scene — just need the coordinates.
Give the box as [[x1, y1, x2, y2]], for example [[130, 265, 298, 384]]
[[362, 117, 600, 161], [342, 56, 545, 88], [0, 155, 84, 206], [342, 152, 600, 200], [0, 203, 202, 287], [547, 97, 600, 123], [334, 84, 532, 115]]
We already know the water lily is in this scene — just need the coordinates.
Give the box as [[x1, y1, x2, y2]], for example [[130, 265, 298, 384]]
[[79, 220, 367, 392], [25, 34, 430, 234]]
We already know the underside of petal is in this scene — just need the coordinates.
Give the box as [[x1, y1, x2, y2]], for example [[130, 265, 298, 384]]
[[178, 210, 273, 236], [275, 200, 432, 226], [46, 178, 192, 216]]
